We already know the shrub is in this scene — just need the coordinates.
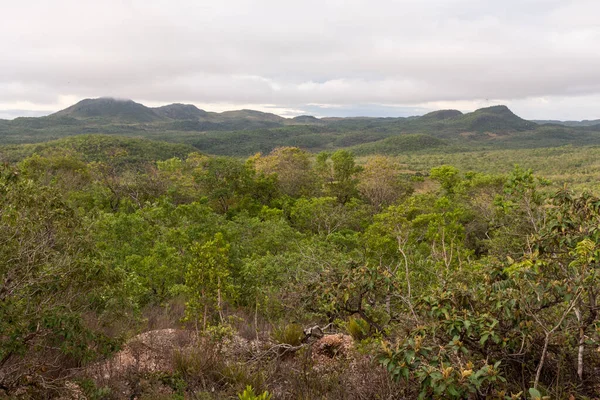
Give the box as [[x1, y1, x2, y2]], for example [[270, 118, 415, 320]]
[[272, 323, 304, 346], [346, 317, 369, 340], [237, 385, 272, 400]]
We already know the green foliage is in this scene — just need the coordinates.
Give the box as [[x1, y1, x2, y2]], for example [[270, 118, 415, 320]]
[[430, 165, 461, 194], [272, 323, 305, 346], [316, 150, 362, 203], [352, 134, 447, 155], [5, 130, 600, 398], [0, 134, 195, 165], [193, 156, 256, 213], [2, 99, 600, 163], [237, 386, 272, 400], [380, 335, 506, 399], [346, 317, 369, 340], [290, 197, 369, 235], [0, 164, 126, 391], [184, 232, 233, 329]]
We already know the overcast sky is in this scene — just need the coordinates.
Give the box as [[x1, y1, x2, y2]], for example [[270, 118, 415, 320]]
[[2, 0, 600, 120]]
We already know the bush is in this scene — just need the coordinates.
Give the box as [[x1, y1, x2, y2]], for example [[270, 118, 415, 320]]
[[346, 317, 369, 340], [271, 323, 304, 346], [238, 385, 272, 400]]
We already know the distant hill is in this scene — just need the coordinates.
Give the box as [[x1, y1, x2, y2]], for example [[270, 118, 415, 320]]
[[352, 134, 447, 155], [2, 97, 600, 156], [291, 115, 322, 124], [442, 105, 537, 133], [52, 98, 162, 123], [533, 119, 600, 127], [153, 103, 210, 120], [217, 109, 285, 123], [419, 109, 463, 121]]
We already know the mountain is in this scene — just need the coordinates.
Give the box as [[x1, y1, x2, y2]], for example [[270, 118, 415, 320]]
[[443, 105, 537, 133], [3, 98, 600, 156], [217, 109, 286, 123], [52, 98, 163, 123], [153, 103, 210, 120], [290, 115, 324, 125], [419, 109, 463, 121], [50, 98, 290, 129]]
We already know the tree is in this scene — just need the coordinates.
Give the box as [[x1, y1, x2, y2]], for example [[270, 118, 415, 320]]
[[489, 165, 548, 258], [185, 233, 233, 331], [316, 150, 362, 204], [252, 147, 316, 197], [290, 197, 368, 235], [0, 165, 125, 394], [358, 155, 413, 210], [193, 157, 253, 213], [508, 189, 600, 385], [430, 165, 461, 195]]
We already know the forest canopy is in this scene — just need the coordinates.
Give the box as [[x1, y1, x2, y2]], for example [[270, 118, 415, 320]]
[[2, 136, 600, 399]]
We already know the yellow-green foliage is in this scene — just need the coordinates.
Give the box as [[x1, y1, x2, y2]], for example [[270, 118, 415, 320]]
[[237, 386, 272, 400], [272, 323, 305, 346], [347, 317, 369, 340]]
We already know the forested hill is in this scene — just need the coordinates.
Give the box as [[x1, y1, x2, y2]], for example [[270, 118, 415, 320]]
[[1, 97, 600, 155], [0, 134, 197, 165]]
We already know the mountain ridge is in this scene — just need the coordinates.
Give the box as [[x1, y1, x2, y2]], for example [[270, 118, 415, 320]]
[[2, 97, 600, 156]]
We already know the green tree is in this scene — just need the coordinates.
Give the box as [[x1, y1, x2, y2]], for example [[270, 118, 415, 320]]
[[193, 156, 253, 214], [185, 233, 233, 331], [252, 146, 316, 197], [0, 165, 125, 393], [316, 150, 362, 204], [358, 155, 413, 210]]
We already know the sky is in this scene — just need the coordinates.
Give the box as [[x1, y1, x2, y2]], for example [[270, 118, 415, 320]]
[[1, 0, 600, 120]]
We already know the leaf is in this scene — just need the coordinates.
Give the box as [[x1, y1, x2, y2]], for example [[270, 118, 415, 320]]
[[528, 388, 542, 400], [479, 333, 489, 346], [401, 367, 409, 380], [447, 385, 460, 397]]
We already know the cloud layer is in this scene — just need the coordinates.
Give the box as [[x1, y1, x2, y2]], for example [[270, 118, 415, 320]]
[[2, 0, 600, 119]]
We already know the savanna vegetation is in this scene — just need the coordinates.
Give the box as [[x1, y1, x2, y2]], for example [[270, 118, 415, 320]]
[[2, 131, 600, 400], [2, 98, 600, 158], [3, 98, 600, 399]]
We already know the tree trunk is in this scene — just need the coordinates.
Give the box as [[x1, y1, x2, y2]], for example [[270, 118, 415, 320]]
[[217, 276, 224, 323], [255, 296, 259, 341], [575, 307, 585, 380], [202, 288, 208, 332], [578, 325, 585, 380], [534, 332, 550, 389]]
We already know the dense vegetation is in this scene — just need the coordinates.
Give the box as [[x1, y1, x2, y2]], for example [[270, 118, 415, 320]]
[[3, 99, 600, 398], [2, 134, 600, 399]]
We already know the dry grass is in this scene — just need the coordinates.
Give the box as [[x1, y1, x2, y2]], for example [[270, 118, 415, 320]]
[[74, 310, 404, 400]]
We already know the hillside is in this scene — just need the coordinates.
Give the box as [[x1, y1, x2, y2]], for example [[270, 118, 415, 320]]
[[534, 119, 600, 127], [0, 134, 197, 165], [447, 105, 537, 132], [153, 103, 210, 120], [52, 98, 163, 123], [1, 97, 600, 155], [351, 134, 447, 155], [419, 109, 463, 121]]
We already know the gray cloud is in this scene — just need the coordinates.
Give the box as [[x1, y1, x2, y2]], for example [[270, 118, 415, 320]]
[[1, 0, 600, 119]]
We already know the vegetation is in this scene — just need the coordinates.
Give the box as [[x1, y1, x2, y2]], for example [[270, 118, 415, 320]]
[[4, 99, 600, 398], [2, 98, 600, 158]]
